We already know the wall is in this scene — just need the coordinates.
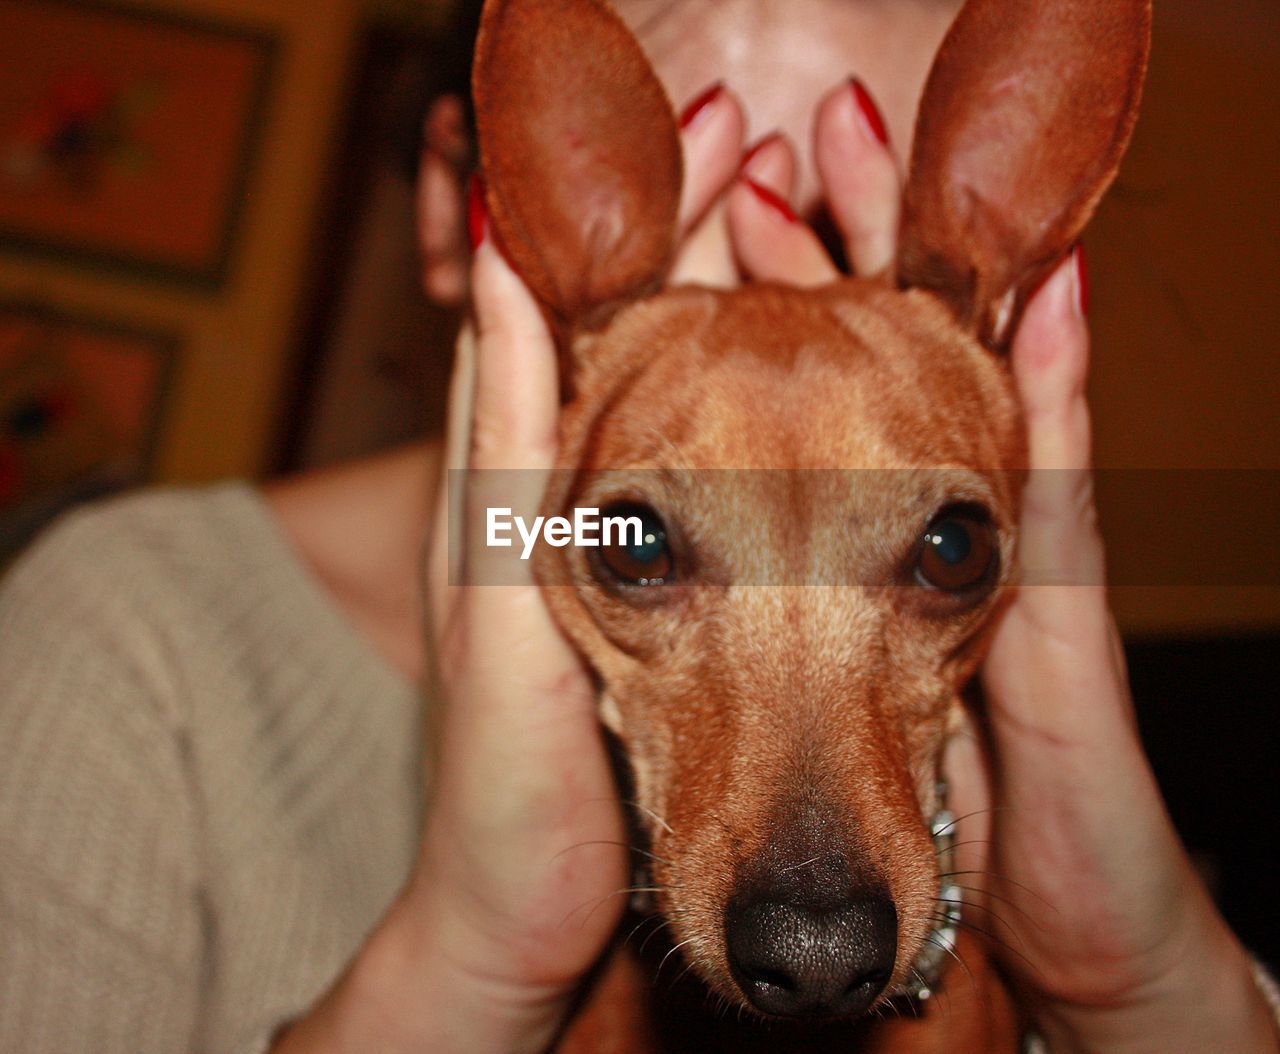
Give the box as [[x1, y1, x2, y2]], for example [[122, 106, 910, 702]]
[[0, 0, 360, 484], [1086, 0, 1279, 634]]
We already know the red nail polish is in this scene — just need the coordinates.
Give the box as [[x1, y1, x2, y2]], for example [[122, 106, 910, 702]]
[[1074, 242, 1090, 315], [740, 131, 783, 174], [467, 173, 488, 250], [742, 177, 798, 224], [850, 78, 889, 145], [678, 81, 724, 129]]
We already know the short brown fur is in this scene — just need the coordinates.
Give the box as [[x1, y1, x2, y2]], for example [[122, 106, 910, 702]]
[[471, 0, 1149, 1047]]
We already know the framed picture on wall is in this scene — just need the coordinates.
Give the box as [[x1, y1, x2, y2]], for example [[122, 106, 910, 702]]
[[0, 300, 178, 561], [0, 0, 277, 286]]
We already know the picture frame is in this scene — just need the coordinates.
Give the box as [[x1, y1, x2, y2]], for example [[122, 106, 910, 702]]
[[0, 0, 277, 287], [0, 299, 178, 560]]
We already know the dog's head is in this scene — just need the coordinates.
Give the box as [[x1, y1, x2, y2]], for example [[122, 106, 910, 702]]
[[473, 0, 1148, 1020]]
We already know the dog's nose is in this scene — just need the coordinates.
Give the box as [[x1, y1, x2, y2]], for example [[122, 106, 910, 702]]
[[725, 893, 897, 1018]]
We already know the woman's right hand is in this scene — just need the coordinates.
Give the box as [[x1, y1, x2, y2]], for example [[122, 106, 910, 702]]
[[271, 84, 747, 1054]]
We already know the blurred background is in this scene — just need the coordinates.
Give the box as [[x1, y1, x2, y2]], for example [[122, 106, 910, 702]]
[[0, 0, 1275, 956]]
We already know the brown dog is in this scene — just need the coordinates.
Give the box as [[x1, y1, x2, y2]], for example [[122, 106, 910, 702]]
[[470, 0, 1150, 1048]]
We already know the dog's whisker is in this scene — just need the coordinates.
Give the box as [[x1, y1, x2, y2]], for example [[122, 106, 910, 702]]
[[946, 882, 1049, 929], [697, 984, 717, 1020], [936, 837, 993, 858], [906, 967, 932, 1017], [627, 844, 674, 867], [671, 950, 700, 988], [655, 936, 699, 984], [621, 798, 676, 836], [930, 909, 1018, 954], [938, 868, 1058, 912], [637, 916, 675, 957], [931, 805, 1014, 838], [941, 914, 1045, 980], [778, 854, 822, 874], [935, 895, 1024, 947], [926, 930, 978, 1000], [561, 884, 671, 929], [549, 838, 673, 868], [622, 912, 667, 948], [934, 899, 1021, 953]]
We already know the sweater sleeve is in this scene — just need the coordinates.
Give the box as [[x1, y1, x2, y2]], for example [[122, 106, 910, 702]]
[[0, 506, 204, 1053]]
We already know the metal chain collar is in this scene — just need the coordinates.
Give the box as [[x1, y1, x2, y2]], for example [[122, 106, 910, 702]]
[[889, 780, 962, 1006]]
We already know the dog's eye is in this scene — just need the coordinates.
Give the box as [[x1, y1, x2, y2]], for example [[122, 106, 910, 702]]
[[915, 506, 997, 594], [598, 502, 672, 585]]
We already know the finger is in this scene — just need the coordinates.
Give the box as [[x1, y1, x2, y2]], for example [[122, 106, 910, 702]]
[[814, 79, 902, 278], [429, 204, 592, 754], [456, 200, 566, 597], [1008, 247, 1105, 589], [727, 142, 840, 287], [670, 85, 746, 288], [670, 203, 739, 289], [1012, 248, 1091, 469], [672, 130, 792, 288], [984, 249, 1130, 738], [740, 132, 796, 197], [468, 210, 560, 473], [675, 83, 746, 236]]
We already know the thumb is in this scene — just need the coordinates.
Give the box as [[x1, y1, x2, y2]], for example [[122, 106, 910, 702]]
[[985, 249, 1132, 740]]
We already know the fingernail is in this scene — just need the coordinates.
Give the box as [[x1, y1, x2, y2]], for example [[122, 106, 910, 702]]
[[850, 78, 889, 145], [678, 81, 724, 130], [740, 131, 782, 176], [741, 176, 798, 223], [467, 173, 488, 250], [1073, 242, 1089, 316]]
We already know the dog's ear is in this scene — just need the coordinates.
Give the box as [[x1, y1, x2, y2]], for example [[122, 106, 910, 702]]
[[473, 0, 682, 331], [897, 0, 1150, 348]]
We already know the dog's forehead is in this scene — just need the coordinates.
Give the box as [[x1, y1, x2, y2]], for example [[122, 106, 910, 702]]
[[567, 280, 1021, 472]]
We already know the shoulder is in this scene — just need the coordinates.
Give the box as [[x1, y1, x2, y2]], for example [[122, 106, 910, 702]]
[[1, 482, 284, 696], [3, 479, 267, 601]]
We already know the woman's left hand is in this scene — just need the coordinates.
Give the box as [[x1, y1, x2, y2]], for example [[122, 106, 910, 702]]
[[724, 78, 1279, 1054]]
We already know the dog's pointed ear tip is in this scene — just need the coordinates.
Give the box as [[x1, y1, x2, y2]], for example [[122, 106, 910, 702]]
[[470, 0, 682, 329], [896, 0, 1150, 345]]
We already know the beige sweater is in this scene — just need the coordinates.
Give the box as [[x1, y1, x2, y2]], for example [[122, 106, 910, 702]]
[[0, 482, 423, 1054]]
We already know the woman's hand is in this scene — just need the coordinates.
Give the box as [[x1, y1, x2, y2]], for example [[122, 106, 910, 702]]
[[726, 78, 1278, 1054], [272, 85, 749, 1054], [976, 250, 1278, 1053]]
